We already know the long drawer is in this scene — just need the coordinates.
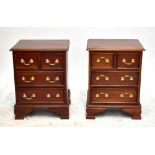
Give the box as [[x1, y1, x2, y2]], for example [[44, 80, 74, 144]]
[[91, 87, 137, 103], [16, 88, 65, 104], [91, 71, 139, 86], [16, 71, 64, 87]]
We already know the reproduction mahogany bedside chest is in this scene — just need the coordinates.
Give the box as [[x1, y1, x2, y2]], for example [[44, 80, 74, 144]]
[[86, 39, 145, 119], [10, 40, 70, 119]]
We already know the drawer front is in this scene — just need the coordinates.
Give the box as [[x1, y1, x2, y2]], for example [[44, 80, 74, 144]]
[[40, 53, 65, 69], [91, 71, 138, 86], [91, 88, 137, 103], [91, 53, 114, 69], [16, 71, 64, 86], [117, 53, 140, 69], [14, 53, 38, 69], [17, 88, 65, 104]]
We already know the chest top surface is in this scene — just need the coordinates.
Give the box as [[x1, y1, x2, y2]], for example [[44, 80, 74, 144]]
[[10, 40, 70, 52], [87, 39, 145, 52]]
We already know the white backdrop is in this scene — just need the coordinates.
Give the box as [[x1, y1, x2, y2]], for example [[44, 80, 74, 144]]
[[0, 27, 155, 126], [0, 0, 155, 154]]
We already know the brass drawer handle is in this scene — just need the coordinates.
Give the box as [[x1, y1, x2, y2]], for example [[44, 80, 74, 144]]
[[45, 59, 59, 66], [20, 59, 34, 66], [46, 93, 60, 98], [96, 57, 109, 63], [46, 76, 60, 83], [96, 92, 109, 98], [120, 93, 134, 98], [122, 58, 135, 65], [21, 76, 35, 83], [121, 75, 134, 81], [96, 74, 109, 81], [22, 93, 36, 100], [56, 93, 60, 98]]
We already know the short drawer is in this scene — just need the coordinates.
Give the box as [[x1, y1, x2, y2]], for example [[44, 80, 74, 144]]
[[91, 87, 137, 103], [91, 71, 138, 86], [91, 53, 114, 69], [16, 88, 65, 104], [16, 71, 64, 86], [40, 53, 65, 70], [117, 53, 140, 69], [14, 53, 38, 69]]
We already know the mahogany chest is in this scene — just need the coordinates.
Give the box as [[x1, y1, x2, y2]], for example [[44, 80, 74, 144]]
[[86, 39, 145, 119], [10, 40, 70, 119]]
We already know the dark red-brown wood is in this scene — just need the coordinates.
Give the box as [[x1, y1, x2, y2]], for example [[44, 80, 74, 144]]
[[11, 40, 70, 119], [86, 39, 144, 119], [87, 39, 145, 51], [10, 40, 70, 52]]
